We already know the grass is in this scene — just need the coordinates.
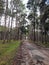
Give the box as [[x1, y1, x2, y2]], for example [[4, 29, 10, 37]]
[[35, 41, 49, 48], [41, 42, 49, 48], [29, 40, 49, 48], [0, 40, 20, 65], [0, 26, 8, 31]]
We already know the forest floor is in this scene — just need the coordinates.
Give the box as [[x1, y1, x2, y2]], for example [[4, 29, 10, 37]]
[[0, 40, 20, 65], [12, 40, 49, 65]]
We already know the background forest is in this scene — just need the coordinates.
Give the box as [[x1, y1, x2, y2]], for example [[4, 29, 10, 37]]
[[0, 0, 49, 65]]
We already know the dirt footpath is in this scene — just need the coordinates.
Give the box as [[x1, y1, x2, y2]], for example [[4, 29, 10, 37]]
[[12, 40, 49, 65]]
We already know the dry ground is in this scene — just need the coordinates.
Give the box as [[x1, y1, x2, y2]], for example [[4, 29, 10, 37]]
[[12, 40, 49, 65]]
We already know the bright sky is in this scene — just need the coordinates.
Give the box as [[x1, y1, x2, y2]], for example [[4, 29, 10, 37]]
[[22, 0, 29, 12], [46, 0, 49, 4], [21, 0, 30, 25], [22, 0, 28, 4]]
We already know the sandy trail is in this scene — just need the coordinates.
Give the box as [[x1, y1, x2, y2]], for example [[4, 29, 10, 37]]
[[13, 40, 49, 65]]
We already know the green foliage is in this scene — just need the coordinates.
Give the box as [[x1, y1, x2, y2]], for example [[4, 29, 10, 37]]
[[20, 26, 27, 34], [27, 0, 34, 9]]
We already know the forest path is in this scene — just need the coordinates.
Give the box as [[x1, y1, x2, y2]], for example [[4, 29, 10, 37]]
[[13, 40, 49, 65]]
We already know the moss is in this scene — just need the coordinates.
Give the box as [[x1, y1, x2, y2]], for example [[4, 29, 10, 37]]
[[0, 61, 7, 65]]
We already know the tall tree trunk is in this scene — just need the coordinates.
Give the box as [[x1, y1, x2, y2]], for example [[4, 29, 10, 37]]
[[3, 14, 7, 43], [15, 13, 19, 40], [40, 8, 43, 43], [37, 22, 39, 43], [45, 30, 47, 44], [3, 0, 8, 43], [10, 0, 13, 40], [34, 22, 35, 42], [0, 16, 2, 40], [33, 6, 36, 43], [41, 24, 43, 43], [10, 17, 13, 40], [0, 16, 1, 26], [7, 16, 10, 42]]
